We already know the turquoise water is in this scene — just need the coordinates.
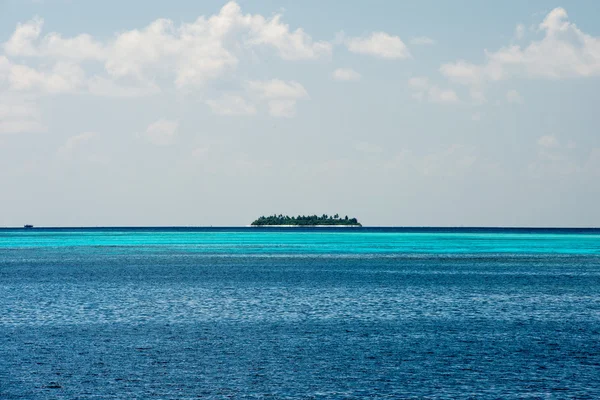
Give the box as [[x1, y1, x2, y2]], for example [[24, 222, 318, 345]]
[[1, 228, 600, 398], [2, 227, 600, 254]]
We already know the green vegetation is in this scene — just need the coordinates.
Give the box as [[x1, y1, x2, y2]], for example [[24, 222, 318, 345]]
[[251, 214, 361, 226]]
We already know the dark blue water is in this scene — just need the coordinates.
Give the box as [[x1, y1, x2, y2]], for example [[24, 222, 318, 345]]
[[1, 228, 599, 398]]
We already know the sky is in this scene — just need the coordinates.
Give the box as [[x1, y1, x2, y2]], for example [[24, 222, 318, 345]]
[[1, 0, 600, 227]]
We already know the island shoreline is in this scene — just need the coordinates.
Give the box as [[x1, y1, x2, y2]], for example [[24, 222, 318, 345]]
[[248, 225, 362, 228]]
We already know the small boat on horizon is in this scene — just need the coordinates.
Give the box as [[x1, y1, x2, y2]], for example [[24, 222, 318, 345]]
[[24, 224, 34, 229]]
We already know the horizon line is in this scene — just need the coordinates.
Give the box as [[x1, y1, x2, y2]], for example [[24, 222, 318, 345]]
[[2, 225, 600, 230]]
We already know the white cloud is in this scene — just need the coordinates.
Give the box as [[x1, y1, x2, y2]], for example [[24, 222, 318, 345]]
[[346, 32, 410, 59], [0, 56, 10, 83], [421, 144, 478, 177], [354, 141, 382, 154], [247, 79, 308, 99], [408, 77, 459, 104], [506, 89, 523, 104], [439, 60, 484, 86], [86, 76, 160, 97], [0, 98, 38, 120], [515, 24, 525, 40], [529, 135, 581, 178], [4, 17, 106, 62], [332, 68, 361, 81], [0, 120, 46, 135], [191, 146, 209, 158], [410, 36, 436, 46], [2, 2, 331, 93], [585, 148, 600, 176], [0, 95, 46, 134], [8, 62, 85, 93], [57, 132, 97, 157], [441, 7, 600, 87], [205, 94, 256, 116], [105, 17, 237, 87], [2, 53, 86, 94], [41, 32, 106, 61], [4, 5, 321, 115], [144, 119, 178, 146], [3, 16, 43, 57], [384, 145, 478, 177], [244, 7, 332, 60], [538, 135, 559, 148], [428, 86, 459, 104], [469, 88, 486, 104], [528, 137, 600, 179], [408, 77, 429, 90], [247, 79, 309, 117], [267, 99, 297, 118]]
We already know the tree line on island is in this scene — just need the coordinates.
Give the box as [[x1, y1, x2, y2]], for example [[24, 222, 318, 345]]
[[251, 214, 361, 226]]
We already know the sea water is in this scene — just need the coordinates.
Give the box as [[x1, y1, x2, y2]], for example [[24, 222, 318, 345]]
[[1, 228, 599, 398]]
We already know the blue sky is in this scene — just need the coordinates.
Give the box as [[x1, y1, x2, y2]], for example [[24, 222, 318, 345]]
[[1, 1, 599, 226]]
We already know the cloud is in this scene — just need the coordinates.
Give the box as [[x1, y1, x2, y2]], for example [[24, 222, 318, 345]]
[[3, 16, 44, 57], [439, 60, 484, 86], [332, 68, 361, 81], [428, 87, 460, 104], [113, 2, 331, 85], [0, 120, 46, 135], [529, 135, 581, 178], [0, 56, 10, 82], [247, 79, 309, 117], [515, 24, 525, 40], [205, 94, 256, 116], [440, 7, 600, 87], [86, 76, 161, 97], [0, 98, 38, 120], [57, 132, 96, 157], [538, 135, 559, 148], [3, 2, 331, 92], [243, 6, 332, 60], [143, 119, 178, 146], [2, 4, 322, 117], [469, 88, 486, 104], [4, 17, 106, 62], [383, 145, 479, 177], [353, 141, 382, 154], [105, 17, 238, 88], [0, 95, 46, 134], [191, 146, 209, 158], [267, 100, 298, 118], [410, 36, 436, 46], [421, 144, 478, 177], [346, 32, 410, 59], [585, 148, 600, 176], [2, 54, 139, 97], [407, 77, 429, 89], [506, 89, 523, 104], [529, 135, 600, 179], [8, 62, 85, 93], [408, 77, 459, 104], [247, 79, 308, 99]]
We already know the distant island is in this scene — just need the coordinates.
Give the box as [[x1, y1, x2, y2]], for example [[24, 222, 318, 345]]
[[251, 214, 362, 227]]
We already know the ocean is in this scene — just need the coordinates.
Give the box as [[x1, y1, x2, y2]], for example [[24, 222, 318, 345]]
[[1, 227, 599, 398]]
